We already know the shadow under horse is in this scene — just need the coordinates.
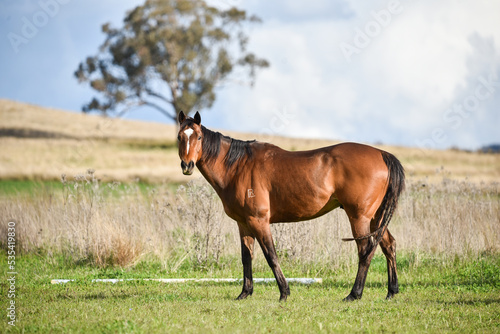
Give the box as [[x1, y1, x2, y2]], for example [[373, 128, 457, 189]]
[[177, 111, 405, 302]]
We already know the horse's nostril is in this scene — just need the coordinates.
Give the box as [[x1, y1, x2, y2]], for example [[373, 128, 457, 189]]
[[181, 161, 187, 170], [188, 161, 194, 169]]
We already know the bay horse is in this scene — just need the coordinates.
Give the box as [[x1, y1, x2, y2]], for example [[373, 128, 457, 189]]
[[177, 111, 405, 302]]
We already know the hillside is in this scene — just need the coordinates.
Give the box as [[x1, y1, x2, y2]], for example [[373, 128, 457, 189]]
[[0, 99, 499, 184]]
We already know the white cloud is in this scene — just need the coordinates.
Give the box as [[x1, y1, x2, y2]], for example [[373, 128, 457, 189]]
[[209, 0, 500, 149]]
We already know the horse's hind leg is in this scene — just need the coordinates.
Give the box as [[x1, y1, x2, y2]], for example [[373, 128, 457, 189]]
[[236, 222, 255, 300], [379, 229, 399, 299], [344, 216, 379, 301]]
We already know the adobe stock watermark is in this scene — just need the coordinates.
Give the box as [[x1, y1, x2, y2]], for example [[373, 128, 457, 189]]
[[6, 221, 17, 327], [257, 106, 297, 143], [415, 73, 499, 151], [7, 0, 72, 54], [339, 0, 404, 63]]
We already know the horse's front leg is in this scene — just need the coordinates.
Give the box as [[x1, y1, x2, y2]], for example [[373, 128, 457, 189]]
[[236, 222, 255, 300], [251, 219, 290, 302]]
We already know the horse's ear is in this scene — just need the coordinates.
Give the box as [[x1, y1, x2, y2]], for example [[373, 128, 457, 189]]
[[194, 111, 201, 125], [178, 111, 186, 125]]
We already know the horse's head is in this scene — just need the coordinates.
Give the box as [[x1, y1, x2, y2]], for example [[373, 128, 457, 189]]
[[177, 111, 203, 175]]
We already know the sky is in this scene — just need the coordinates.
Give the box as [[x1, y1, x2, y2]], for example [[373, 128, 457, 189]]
[[0, 0, 499, 150]]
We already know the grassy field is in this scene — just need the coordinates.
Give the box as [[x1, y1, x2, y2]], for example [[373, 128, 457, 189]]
[[0, 177, 499, 332], [0, 253, 498, 333]]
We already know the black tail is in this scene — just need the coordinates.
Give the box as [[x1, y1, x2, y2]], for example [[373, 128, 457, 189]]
[[342, 151, 405, 243]]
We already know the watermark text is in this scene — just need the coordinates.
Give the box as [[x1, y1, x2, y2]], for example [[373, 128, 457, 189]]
[[339, 0, 404, 62], [7, 0, 72, 54], [6, 221, 17, 326]]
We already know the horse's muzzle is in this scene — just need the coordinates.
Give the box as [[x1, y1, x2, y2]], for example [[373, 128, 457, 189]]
[[181, 161, 195, 175]]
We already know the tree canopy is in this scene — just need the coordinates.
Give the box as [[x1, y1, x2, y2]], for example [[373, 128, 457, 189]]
[[75, 0, 269, 120]]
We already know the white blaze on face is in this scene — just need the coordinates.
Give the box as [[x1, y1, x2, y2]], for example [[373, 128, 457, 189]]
[[183, 128, 194, 155]]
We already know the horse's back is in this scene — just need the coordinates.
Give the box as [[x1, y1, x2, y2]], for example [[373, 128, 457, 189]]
[[257, 141, 387, 178]]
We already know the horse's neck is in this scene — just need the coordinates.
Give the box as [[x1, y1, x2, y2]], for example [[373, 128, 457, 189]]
[[197, 138, 232, 192], [197, 162, 226, 193]]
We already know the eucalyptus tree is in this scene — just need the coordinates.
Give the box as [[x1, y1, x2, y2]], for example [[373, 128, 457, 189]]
[[75, 0, 269, 120]]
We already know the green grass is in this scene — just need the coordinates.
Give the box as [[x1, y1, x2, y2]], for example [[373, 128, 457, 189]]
[[1, 253, 498, 333], [0, 180, 65, 196], [0, 180, 183, 198]]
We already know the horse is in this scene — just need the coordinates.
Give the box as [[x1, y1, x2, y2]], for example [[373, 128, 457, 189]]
[[177, 111, 405, 302]]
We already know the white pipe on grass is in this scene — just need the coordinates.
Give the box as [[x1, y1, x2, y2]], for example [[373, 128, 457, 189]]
[[51, 278, 322, 284]]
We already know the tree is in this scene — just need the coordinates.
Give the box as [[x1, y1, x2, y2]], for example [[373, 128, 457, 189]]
[[75, 0, 269, 121]]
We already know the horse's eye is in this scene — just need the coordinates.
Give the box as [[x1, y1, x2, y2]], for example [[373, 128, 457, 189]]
[[177, 135, 181, 141], [198, 136, 202, 141]]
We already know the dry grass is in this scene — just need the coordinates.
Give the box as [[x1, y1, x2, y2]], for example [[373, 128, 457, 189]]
[[1, 172, 498, 269], [1, 99, 499, 183], [0, 137, 181, 183], [0, 99, 177, 140]]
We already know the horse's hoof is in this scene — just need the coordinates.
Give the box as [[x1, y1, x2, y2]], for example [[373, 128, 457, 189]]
[[385, 291, 398, 300], [236, 291, 252, 300], [279, 295, 288, 302], [343, 293, 360, 302]]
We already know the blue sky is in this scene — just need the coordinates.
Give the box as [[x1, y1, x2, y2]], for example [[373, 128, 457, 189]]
[[1, 0, 499, 150]]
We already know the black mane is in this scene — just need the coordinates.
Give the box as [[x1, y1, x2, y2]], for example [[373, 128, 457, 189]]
[[201, 126, 255, 168]]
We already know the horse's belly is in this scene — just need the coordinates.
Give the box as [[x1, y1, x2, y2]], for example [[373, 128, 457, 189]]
[[270, 193, 340, 223]]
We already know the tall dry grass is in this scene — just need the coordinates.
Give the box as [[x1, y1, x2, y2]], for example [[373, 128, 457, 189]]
[[1, 172, 498, 270], [393, 179, 499, 255]]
